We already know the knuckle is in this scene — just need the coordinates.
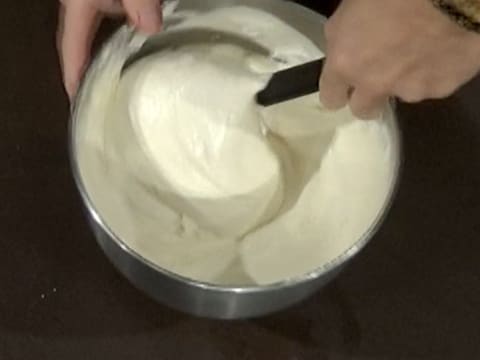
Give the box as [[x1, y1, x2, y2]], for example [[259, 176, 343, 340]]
[[362, 76, 393, 95], [324, 21, 335, 41], [329, 50, 353, 76]]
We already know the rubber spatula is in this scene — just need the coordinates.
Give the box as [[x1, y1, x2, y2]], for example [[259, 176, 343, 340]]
[[256, 58, 325, 106]]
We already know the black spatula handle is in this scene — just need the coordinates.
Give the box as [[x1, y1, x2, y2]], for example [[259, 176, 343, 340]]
[[256, 58, 324, 107]]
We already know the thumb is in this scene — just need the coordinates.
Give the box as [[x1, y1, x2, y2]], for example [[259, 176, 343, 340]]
[[59, 0, 101, 99]]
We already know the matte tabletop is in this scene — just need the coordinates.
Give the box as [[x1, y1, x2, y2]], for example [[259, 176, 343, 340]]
[[0, 1, 478, 358]]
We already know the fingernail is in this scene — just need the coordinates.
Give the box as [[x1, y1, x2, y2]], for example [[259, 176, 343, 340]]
[[64, 64, 87, 102], [365, 109, 383, 120], [64, 78, 76, 102], [137, 4, 163, 34], [352, 107, 383, 121]]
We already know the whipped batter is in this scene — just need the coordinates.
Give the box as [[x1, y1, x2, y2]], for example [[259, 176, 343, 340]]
[[75, 6, 396, 285]]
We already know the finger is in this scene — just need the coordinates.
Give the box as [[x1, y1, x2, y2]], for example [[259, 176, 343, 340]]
[[61, 0, 102, 99], [122, 0, 163, 33], [96, 0, 124, 13], [349, 88, 387, 120], [319, 58, 351, 110]]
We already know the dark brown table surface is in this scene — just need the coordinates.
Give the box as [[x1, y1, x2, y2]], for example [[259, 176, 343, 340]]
[[1, 1, 479, 359]]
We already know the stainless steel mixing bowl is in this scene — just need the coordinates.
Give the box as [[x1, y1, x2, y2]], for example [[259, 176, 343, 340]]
[[69, 0, 402, 319]]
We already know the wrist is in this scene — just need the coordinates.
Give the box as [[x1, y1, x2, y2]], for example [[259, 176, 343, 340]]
[[432, 0, 480, 32]]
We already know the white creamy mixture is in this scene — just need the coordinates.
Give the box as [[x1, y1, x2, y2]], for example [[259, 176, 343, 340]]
[[75, 6, 395, 285]]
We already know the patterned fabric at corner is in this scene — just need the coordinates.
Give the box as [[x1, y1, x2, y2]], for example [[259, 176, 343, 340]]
[[432, 0, 480, 32]]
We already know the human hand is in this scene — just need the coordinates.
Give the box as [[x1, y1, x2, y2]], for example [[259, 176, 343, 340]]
[[57, 0, 163, 99], [320, 0, 480, 119]]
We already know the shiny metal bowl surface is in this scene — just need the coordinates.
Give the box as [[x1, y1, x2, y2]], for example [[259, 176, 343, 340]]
[[70, 0, 402, 319]]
